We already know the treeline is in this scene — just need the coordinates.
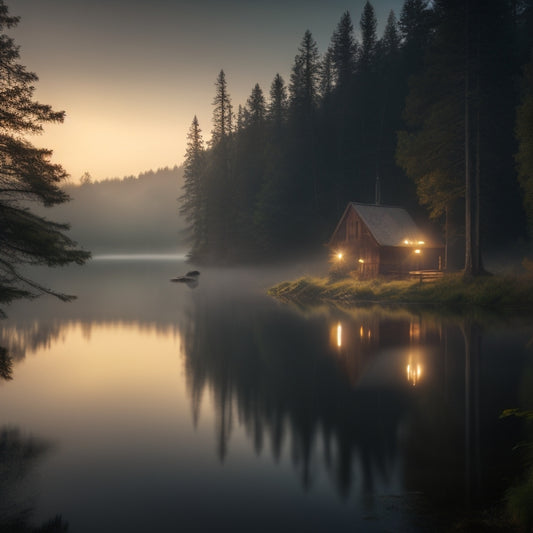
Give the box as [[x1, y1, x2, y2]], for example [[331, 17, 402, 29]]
[[181, 0, 533, 267], [36, 166, 186, 254]]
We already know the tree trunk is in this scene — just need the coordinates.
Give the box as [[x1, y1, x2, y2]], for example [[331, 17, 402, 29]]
[[464, 0, 474, 276]]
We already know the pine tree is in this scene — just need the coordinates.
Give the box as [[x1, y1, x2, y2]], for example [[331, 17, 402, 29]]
[[0, 2, 90, 310], [516, 58, 533, 236], [179, 116, 205, 260], [380, 10, 401, 58], [267, 73, 288, 129], [245, 83, 266, 127], [359, 2, 378, 72], [319, 47, 335, 100], [207, 70, 234, 261], [399, 0, 433, 75], [211, 69, 233, 145], [396, 0, 465, 269], [331, 11, 357, 89], [289, 30, 321, 115]]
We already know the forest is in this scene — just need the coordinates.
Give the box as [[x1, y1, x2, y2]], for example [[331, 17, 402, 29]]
[[180, 0, 533, 271], [34, 167, 186, 254]]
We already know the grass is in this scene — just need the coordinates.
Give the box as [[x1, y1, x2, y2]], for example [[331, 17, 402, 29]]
[[268, 273, 533, 314]]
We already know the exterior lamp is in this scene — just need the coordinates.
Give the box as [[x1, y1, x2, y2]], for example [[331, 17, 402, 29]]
[[414, 249, 421, 255], [358, 258, 364, 264], [337, 252, 343, 260]]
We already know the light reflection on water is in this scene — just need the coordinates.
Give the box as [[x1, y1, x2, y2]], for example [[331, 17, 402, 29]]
[[0, 259, 532, 532]]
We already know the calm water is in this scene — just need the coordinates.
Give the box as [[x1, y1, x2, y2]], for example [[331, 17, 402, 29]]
[[1, 257, 532, 532]]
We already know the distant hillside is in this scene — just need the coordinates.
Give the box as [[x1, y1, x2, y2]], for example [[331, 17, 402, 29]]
[[38, 166, 187, 254]]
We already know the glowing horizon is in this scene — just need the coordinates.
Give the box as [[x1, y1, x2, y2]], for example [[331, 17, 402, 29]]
[[12, 0, 403, 183]]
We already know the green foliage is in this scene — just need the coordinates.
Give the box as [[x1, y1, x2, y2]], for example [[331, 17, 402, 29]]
[[0, 1, 90, 307]]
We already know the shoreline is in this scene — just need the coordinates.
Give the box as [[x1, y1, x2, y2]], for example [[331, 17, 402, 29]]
[[268, 273, 533, 315]]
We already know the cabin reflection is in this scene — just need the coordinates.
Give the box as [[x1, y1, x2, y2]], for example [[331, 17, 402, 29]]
[[330, 314, 439, 388]]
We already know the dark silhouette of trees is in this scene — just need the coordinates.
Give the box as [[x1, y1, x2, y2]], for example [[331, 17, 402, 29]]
[[516, 57, 533, 236], [358, 2, 378, 72], [181, 0, 531, 267], [331, 11, 357, 90], [180, 116, 206, 260], [206, 70, 234, 261], [0, 1, 90, 310], [289, 30, 321, 116]]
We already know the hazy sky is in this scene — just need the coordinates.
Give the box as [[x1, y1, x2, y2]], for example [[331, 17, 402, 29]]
[[11, 0, 403, 182]]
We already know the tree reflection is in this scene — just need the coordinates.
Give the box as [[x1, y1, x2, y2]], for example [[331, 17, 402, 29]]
[[180, 296, 533, 522], [0, 347, 12, 381], [0, 427, 68, 532], [181, 297, 418, 496]]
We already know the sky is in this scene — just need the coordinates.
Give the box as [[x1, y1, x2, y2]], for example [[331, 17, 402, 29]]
[[10, 0, 403, 182]]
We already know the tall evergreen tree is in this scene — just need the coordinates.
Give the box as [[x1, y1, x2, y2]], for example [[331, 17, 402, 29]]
[[289, 30, 321, 115], [380, 10, 401, 57], [211, 69, 233, 145], [516, 57, 533, 236], [245, 83, 266, 126], [396, 0, 465, 269], [267, 73, 288, 128], [319, 46, 336, 100], [331, 11, 357, 89], [179, 116, 205, 260], [399, 0, 434, 80], [0, 1, 90, 310], [359, 2, 378, 72], [375, 9, 413, 208], [207, 70, 234, 260], [398, 0, 521, 273]]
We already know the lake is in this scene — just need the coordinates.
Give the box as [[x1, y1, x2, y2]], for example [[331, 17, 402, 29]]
[[1, 256, 532, 532]]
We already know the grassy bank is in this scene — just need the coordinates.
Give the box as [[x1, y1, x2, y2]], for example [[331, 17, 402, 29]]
[[268, 273, 533, 313]]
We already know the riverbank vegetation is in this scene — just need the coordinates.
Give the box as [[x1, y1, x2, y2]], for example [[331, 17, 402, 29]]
[[268, 272, 533, 314]]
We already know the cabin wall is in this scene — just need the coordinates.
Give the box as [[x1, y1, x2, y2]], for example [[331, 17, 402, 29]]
[[330, 210, 380, 278]]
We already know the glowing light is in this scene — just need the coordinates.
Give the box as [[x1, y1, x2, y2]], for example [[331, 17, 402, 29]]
[[404, 238, 426, 247], [414, 249, 421, 254], [337, 252, 343, 260], [407, 363, 423, 386], [337, 323, 342, 347], [358, 258, 364, 263], [360, 326, 364, 338]]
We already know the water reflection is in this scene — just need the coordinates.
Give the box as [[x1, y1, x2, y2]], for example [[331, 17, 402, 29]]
[[0, 427, 68, 532], [0, 346, 13, 381], [179, 298, 531, 523], [1, 261, 532, 531]]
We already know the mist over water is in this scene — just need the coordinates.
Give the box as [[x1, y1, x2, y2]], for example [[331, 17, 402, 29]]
[[1, 257, 532, 532]]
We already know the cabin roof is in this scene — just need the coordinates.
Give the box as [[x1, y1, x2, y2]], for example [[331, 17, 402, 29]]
[[331, 202, 439, 247]]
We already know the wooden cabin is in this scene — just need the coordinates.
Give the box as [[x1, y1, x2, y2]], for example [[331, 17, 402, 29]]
[[328, 202, 444, 279]]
